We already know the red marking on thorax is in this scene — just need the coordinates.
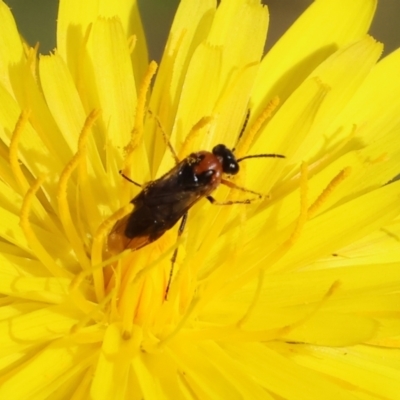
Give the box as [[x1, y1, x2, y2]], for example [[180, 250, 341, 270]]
[[193, 151, 223, 187]]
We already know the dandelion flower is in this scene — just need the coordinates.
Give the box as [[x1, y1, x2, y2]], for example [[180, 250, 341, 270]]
[[0, 0, 400, 399]]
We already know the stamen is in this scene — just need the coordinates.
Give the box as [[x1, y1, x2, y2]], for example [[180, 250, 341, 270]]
[[196, 215, 243, 292], [148, 109, 180, 163], [308, 167, 352, 218], [10, 110, 59, 234], [120, 285, 139, 340], [93, 203, 133, 258], [285, 161, 309, 247], [235, 96, 280, 159], [9, 110, 31, 192], [91, 202, 134, 301], [270, 125, 356, 202], [123, 61, 158, 171], [108, 262, 121, 322], [230, 162, 309, 322], [155, 295, 201, 350], [69, 325, 105, 344], [179, 116, 214, 159], [367, 152, 388, 165], [368, 337, 400, 348], [178, 370, 197, 399], [236, 162, 311, 326], [266, 163, 350, 276], [20, 175, 71, 278], [279, 280, 341, 338], [9, 109, 65, 238], [57, 110, 100, 275], [316, 124, 358, 170], [130, 237, 180, 286], [71, 241, 131, 294], [27, 44, 39, 74], [70, 288, 115, 335], [237, 270, 264, 328], [69, 278, 97, 315], [265, 163, 350, 276], [70, 249, 129, 324], [77, 110, 101, 165], [180, 325, 285, 342], [120, 239, 182, 339], [128, 35, 137, 55]]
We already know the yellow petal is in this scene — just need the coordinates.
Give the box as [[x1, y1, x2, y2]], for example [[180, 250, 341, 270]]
[[245, 77, 329, 190], [0, 83, 56, 177], [223, 342, 360, 400], [293, 36, 383, 162], [0, 1, 24, 94], [283, 312, 378, 346], [334, 47, 400, 144], [39, 54, 86, 153], [0, 271, 70, 303], [85, 17, 137, 151], [91, 323, 141, 399], [329, 218, 400, 266], [167, 0, 268, 156], [57, 0, 147, 85], [171, 43, 222, 148], [170, 341, 244, 398], [272, 180, 400, 272], [150, 0, 215, 125], [248, 36, 382, 190], [252, 0, 376, 112], [290, 344, 400, 400], [0, 339, 96, 400], [131, 354, 171, 399], [0, 306, 79, 358]]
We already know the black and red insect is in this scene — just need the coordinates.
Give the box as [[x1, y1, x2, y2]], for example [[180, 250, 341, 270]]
[[108, 138, 284, 297]]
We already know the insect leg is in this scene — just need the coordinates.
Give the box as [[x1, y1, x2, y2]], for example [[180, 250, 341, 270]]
[[221, 178, 264, 198], [165, 212, 188, 300], [210, 177, 278, 204], [206, 195, 255, 206]]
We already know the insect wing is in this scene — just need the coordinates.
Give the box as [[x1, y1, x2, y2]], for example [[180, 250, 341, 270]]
[[107, 211, 154, 253], [108, 160, 205, 253]]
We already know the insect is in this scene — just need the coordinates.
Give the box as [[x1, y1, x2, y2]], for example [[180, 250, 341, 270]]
[[107, 141, 284, 298]]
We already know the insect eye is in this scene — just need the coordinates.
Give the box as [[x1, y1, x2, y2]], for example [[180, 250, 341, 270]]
[[224, 161, 239, 175], [212, 144, 239, 175]]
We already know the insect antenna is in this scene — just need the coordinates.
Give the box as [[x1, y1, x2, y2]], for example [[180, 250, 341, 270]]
[[119, 171, 142, 188], [217, 151, 285, 202], [236, 153, 285, 163], [233, 105, 285, 163], [232, 108, 250, 153], [233, 98, 280, 158], [147, 109, 180, 165]]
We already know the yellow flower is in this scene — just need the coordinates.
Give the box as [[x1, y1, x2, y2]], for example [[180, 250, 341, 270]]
[[0, 0, 400, 398]]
